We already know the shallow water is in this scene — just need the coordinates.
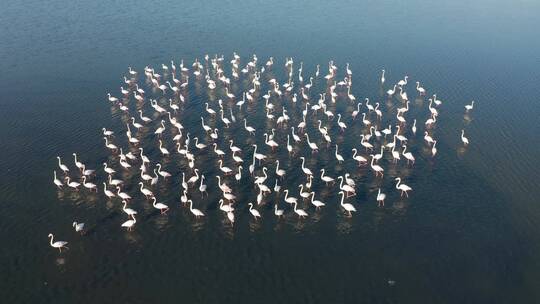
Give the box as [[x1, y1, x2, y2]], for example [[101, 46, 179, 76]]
[[1, 0, 540, 303]]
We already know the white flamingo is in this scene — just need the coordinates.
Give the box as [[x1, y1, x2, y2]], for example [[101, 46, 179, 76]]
[[48, 234, 68, 252]]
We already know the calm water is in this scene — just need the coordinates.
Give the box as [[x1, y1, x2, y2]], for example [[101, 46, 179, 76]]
[[2, 0, 540, 303]]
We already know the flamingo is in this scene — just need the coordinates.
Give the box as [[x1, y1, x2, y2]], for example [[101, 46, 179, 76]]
[[252, 144, 267, 164], [152, 197, 169, 214], [339, 191, 356, 217], [48, 234, 68, 252], [188, 169, 200, 185], [57, 156, 70, 173], [65, 176, 80, 190], [465, 100, 475, 111], [351, 148, 368, 166], [121, 214, 137, 231], [248, 203, 262, 220], [335, 145, 344, 163], [320, 169, 335, 185], [338, 176, 355, 197], [219, 199, 235, 213], [397, 76, 408, 86], [305, 133, 318, 153], [352, 102, 362, 119], [117, 186, 132, 200], [402, 145, 415, 165], [103, 137, 118, 151], [416, 81, 426, 95], [424, 132, 434, 144], [395, 177, 412, 197], [292, 201, 308, 218], [72, 153, 84, 171], [376, 188, 386, 207], [157, 140, 170, 156], [370, 154, 384, 177], [284, 189, 298, 205], [244, 118, 256, 135], [156, 163, 172, 178], [122, 200, 137, 216], [188, 200, 205, 218], [53, 171, 63, 188], [310, 192, 325, 210], [387, 85, 397, 96], [391, 142, 401, 163], [300, 157, 313, 176], [274, 204, 284, 218], [82, 176, 97, 191], [461, 130, 469, 145], [139, 182, 154, 198]]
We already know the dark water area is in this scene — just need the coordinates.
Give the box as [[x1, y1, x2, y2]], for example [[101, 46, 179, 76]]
[[1, 0, 540, 303]]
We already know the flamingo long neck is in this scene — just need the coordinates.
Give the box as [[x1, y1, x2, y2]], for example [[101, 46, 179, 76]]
[[396, 179, 401, 189], [340, 192, 345, 205], [49, 235, 54, 245], [353, 149, 357, 158]]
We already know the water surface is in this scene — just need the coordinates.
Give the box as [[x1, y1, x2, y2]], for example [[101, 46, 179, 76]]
[[1, 0, 540, 303]]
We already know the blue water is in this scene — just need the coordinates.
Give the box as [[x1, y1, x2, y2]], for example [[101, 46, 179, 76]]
[[1, 0, 540, 303]]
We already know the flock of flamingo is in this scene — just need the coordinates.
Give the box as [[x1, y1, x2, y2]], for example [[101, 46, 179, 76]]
[[48, 53, 475, 252]]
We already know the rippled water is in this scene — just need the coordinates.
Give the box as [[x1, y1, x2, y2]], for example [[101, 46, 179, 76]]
[[2, 0, 540, 303]]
